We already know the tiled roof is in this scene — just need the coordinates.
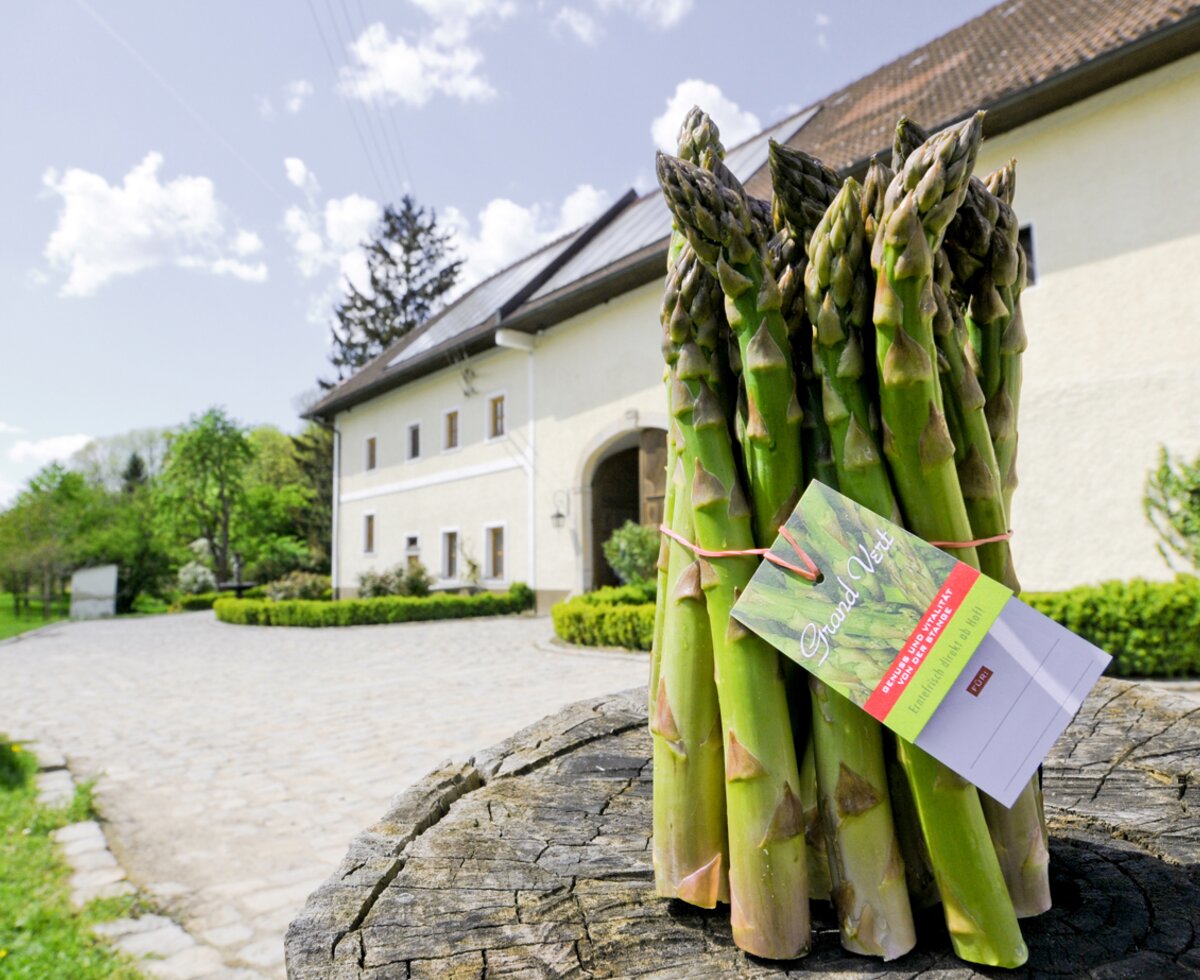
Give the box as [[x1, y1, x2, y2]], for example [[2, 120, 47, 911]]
[[308, 0, 1200, 419], [782, 0, 1200, 170]]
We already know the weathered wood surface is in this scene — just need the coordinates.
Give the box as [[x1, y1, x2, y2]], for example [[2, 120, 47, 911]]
[[286, 679, 1200, 978]]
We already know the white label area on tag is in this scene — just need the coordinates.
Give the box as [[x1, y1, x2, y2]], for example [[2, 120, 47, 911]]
[[915, 596, 1110, 806]]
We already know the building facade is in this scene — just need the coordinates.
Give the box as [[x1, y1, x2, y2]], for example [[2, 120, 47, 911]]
[[311, 0, 1200, 605]]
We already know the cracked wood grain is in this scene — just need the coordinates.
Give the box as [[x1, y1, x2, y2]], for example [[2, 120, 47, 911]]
[[287, 680, 1200, 978]]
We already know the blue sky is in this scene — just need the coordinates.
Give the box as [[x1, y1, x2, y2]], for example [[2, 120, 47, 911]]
[[0, 0, 998, 501]]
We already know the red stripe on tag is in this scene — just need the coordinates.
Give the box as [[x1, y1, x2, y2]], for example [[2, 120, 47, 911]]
[[863, 563, 980, 722]]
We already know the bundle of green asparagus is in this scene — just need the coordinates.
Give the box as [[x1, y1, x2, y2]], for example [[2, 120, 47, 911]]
[[649, 107, 1044, 967]]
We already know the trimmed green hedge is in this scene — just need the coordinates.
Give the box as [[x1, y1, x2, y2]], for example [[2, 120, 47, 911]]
[[174, 589, 267, 611], [551, 595, 655, 651], [1024, 575, 1200, 678], [550, 575, 1200, 674], [214, 583, 534, 627]]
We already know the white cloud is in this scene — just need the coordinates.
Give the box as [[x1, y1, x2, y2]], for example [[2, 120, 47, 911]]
[[814, 12, 831, 48], [231, 230, 263, 257], [285, 79, 314, 114], [597, 0, 693, 29], [282, 174, 381, 321], [9, 434, 93, 467], [651, 79, 762, 153], [339, 22, 495, 107], [284, 157, 320, 200], [41, 153, 267, 296], [443, 183, 610, 289], [256, 94, 275, 119], [0, 422, 23, 436], [552, 7, 601, 44]]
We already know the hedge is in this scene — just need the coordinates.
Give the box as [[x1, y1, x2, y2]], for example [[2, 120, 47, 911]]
[[174, 588, 267, 612], [551, 595, 655, 651], [550, 575, 1200, 675], [1024, 575, 1200, 678], [213, 583, 534, 627]]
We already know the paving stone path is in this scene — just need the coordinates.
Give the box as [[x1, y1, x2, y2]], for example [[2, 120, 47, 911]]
[[1, 612, 647, 978]]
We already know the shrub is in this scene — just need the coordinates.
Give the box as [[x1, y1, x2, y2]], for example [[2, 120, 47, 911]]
[[177, 561, 217, 595], [1024, 575, 1200, 678], [265, 571, 332, 601], [357, 561, 435, 598], [403, 561, 433, 598], [551, 594, 655, 651], [214, 582, 535, 627], [579, 581, 657, 606], [602, 521, 659, 585], [175, 591, 220, 611]]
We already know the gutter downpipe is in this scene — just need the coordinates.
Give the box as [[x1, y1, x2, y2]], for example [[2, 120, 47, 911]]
[[494, 329, 537, 596], [331, 425, 341, 597]]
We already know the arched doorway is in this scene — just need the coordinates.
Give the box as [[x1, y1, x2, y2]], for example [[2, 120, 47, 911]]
[[587, 428, 667, 589]]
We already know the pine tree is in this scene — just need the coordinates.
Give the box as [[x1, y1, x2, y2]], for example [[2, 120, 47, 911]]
[[324, 195, 463, 386]]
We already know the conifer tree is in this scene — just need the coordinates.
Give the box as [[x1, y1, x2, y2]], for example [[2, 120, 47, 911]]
[[324, 195, 462, 386]]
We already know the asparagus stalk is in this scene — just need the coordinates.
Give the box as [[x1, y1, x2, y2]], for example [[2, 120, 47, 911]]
[[656, 209, 810, 961], [983, 163, 1026, 522], [658, 152, 803, 545], [974, 161, 1047, 919], [871, 113, 1028, 968], [930, 256, 1019, 591], [810, 679, 915, 959], [651, 327, 729, 904], [648, 370, 675, 720], [766, 141, 841, 491], [805, 177, 901, 524]]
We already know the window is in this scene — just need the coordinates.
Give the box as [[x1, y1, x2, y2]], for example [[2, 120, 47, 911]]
[[364, 436, 377, 471], [1018, 225, 1037, 286], [405, 534, 420, 570], [487, 394, 506, 439], [407, 423, 420, 460], [444, 409, 459, 451], [442, 530, 458, 579], [363, 514, 376, 554], [486, 525, 505, 580]]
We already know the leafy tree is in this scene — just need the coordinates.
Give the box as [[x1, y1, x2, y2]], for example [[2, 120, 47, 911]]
[[291, 422, 333, 572], [1145, 445, 1200, 572], [80, 480, 173, 613], [324, 195, 462, 386], [70, 428, 170, 491], [157, 408, 253, 583]]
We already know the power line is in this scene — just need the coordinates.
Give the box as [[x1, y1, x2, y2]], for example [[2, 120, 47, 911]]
[[304, 0, 390, 203], [72, 0, 284, 202], [332, 0, 410, 199], [352, 0, 417, 195]]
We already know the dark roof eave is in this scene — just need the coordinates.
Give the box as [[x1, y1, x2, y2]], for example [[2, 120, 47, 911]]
[[306, 238, 671, 420], [839, 8, 1200, 177]]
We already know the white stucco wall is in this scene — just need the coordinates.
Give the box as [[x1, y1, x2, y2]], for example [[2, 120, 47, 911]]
[[333, 50, 1200, 597], [974, 51, 1200, 588]]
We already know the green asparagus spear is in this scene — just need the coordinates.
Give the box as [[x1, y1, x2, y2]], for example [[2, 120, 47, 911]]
[[871, 113, 1028, 968], [658, 152, 804, 545], [651, 408, 728, 907], [657, 209, 810, 960]]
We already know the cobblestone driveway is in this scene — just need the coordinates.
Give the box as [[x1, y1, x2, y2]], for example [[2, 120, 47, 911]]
[[1, 612, 647, 977]]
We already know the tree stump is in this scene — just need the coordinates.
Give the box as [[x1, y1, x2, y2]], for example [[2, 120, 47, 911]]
[[286, 679, 1200, 977]]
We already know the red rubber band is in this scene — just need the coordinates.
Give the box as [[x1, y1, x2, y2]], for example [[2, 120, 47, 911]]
[[927, 531, 1013, 549], [659, 524, 821, 582]]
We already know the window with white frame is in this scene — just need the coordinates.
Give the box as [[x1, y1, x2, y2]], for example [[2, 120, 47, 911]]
[[487, 394, 506, 439], [485, 524, 505, 580], [406, 423, 420, 460], [363, 513, 376, 554], [364, 436, 377, 471], [442, 529, 459, 579], [443, 409, 459, 451]]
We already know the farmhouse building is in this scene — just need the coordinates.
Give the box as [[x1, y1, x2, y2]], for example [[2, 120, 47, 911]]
[[308, 0, 1200, 606]]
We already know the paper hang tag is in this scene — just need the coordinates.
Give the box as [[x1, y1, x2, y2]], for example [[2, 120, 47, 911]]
[[731, 481, 1111, 808]]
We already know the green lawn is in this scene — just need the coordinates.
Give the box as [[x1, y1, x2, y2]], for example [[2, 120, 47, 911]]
[[0, 595, 68, 641], [0, 740, 145, 978]]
